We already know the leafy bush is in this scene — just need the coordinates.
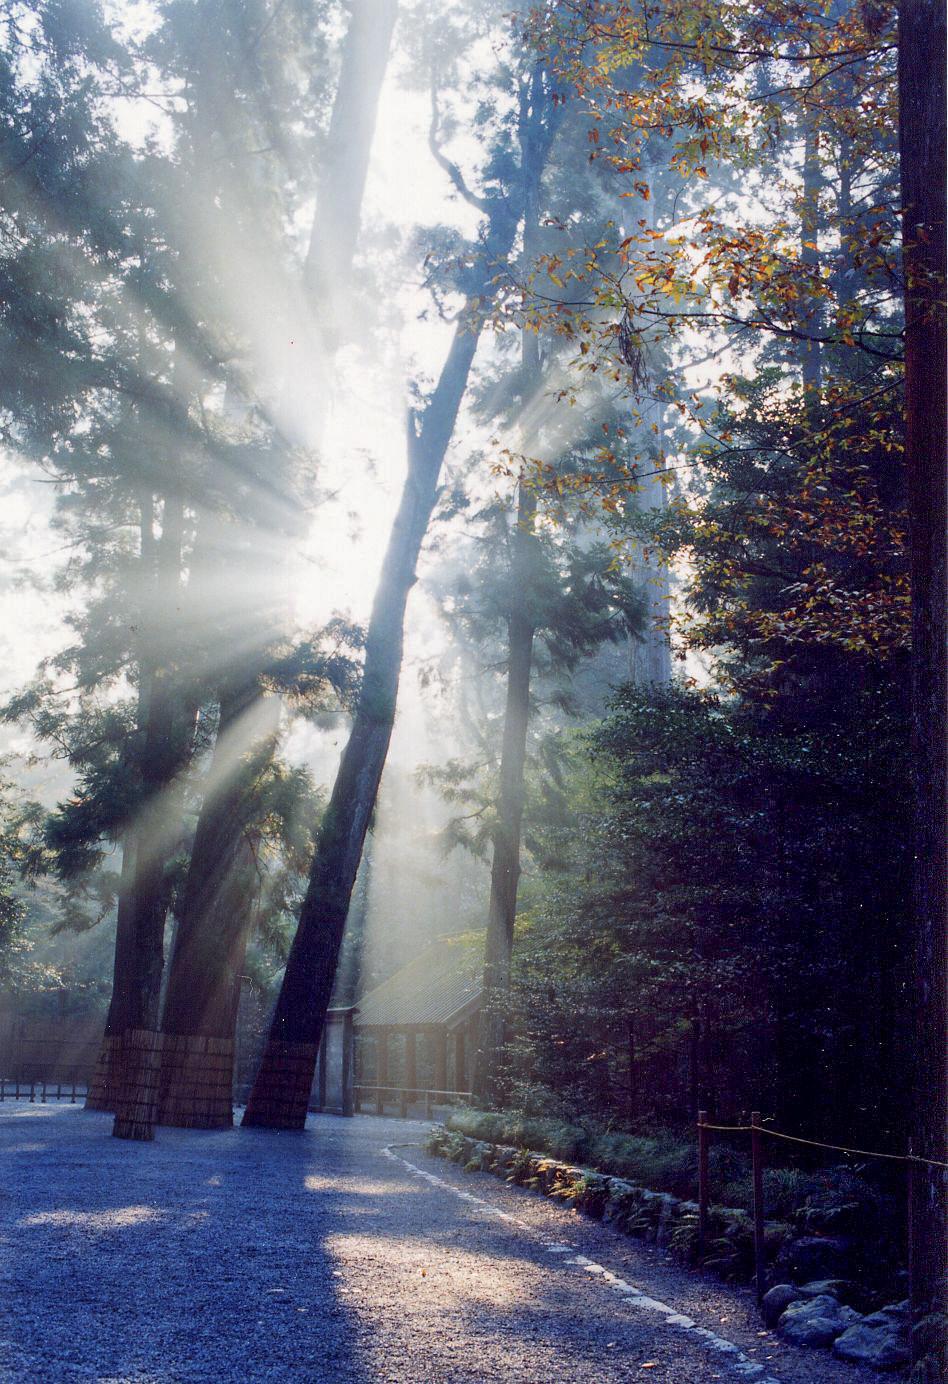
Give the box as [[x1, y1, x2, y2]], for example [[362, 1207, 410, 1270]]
[[445, 1107, 699, 1198]]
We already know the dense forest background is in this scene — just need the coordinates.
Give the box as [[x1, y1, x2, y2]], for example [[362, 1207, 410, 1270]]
[[0, 0, 943, 1355]]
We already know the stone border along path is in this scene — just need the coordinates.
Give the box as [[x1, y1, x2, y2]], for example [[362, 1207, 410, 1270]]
[[384, 1144, 783, 1384], [1, 1106, 880, 1382]]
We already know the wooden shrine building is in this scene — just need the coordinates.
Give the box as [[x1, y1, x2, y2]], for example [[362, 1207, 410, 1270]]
[[354, 937, 482, 1111]]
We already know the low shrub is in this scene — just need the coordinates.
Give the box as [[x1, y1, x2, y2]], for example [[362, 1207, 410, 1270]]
[[445, 1107, 700, 1198], [427, 1110, 903, 1300]]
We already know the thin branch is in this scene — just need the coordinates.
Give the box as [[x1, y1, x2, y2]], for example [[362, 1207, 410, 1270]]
[[428, 75, 491, 213]]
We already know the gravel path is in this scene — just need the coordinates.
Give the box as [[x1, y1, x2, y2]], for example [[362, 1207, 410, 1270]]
[[0, 1104, 880, 1383]]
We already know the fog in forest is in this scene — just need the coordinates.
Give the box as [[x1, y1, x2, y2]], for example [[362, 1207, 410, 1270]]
[[0, 0, 944, 1346]]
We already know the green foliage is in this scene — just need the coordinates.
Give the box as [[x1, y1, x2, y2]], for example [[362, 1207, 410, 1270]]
[[504, 677, 910, 1148], [445, 1106, 700, 1198]]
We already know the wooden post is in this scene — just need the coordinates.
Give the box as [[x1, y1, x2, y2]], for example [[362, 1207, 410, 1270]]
[[397, 1034, 407, 1118], [405, 1030, 417, 1101], [376, 1030, 389, 1115], [907, 1138, 915, 1302], [454, 1030, 466, 1094], [751, 1111, 766, 1302], [316, 1035, 328, 1112], [433, 1030, 447, 1096], [698, 1110, 709, 1258]]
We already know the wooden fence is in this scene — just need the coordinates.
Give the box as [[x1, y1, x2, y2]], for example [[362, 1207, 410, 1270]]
[[354, 1084, 474, 1119], [0, 1014, 100, 1088]]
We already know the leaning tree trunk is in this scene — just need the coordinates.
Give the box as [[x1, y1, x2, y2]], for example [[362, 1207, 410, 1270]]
[[151, 0, 398, 1126], [156, 685, 280, 1127], [898, 0, 948, 1368], [243, 201, 518, 1129]]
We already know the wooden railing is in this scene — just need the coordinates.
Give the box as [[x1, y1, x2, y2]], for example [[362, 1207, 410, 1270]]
[[0, 1077, 89, 1103], [354, 1084, 473, 1119]]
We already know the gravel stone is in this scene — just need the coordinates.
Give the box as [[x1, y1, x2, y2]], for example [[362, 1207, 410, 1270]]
[[0, 1105, 883, 1383]]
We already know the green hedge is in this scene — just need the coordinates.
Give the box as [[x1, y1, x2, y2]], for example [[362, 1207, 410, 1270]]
[[442, 1106, 819, 1211]]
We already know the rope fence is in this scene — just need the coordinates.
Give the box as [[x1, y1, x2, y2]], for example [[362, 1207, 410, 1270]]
[[696, 1110, 948, 1303], [697, 1119, 948, 1169]]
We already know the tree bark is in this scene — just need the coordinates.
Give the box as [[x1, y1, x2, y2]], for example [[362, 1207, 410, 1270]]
[[472, 475, 538, 1105], [87, 491, 192, 1121], [898, 0, 948, 1360], [243, 201, 518, 1129], [800, 95, 822, 399], [111, 489, 194, 1139], [629, 159, 673, 689], [472, 68, 556, 1106], [84, 830, 138, 1111], [156, 686, 280, 1127], [303, 0, 398, 349]]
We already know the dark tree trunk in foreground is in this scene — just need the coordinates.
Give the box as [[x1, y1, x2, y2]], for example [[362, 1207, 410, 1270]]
[[87, 492, 192, 1128], [472, 69, 557, 1106], [156, 686, 280, 1127], [85, 832, 139, 1111], [899, 0, 948, 1367], [148, 2, 397, 1128], [243, 207, 518, 1129]]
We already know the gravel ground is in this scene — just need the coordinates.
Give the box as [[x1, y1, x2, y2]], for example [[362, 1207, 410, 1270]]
[[0, 1104, 881, 1383]]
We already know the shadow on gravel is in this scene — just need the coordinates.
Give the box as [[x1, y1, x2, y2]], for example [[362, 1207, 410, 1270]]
[[3, 1108, 803, 1384], [2, 1107, 372, 1381]]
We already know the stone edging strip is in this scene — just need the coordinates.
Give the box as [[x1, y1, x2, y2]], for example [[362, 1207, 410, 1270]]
[[385, 1143, 783, 1384]]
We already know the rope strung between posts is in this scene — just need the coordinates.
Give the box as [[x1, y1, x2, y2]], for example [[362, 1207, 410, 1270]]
[[697, 1120, 948, 1170]]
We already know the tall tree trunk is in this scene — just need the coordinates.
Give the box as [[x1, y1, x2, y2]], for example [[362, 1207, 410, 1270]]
[[156, 686, 280, 1127], [800, 96, 822, 399], [243, 202, 518, 1130], [629, 158, 673, 690], [110, 489, 193, 1140], [303, 0, 398, 350], [87, 491, 191, 1120], [471, 70, 554, 1107], [85, 829, 139, 1111], [151, 1, 398, 1126], [898, 0, 948, 1364], [472, 475, 538, 1105]]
